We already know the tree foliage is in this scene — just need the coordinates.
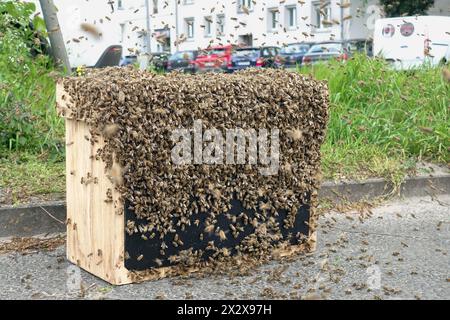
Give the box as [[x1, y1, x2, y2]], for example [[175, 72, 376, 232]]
[[0, 1, 62, 155], [0, 1, 47, 53], [380, 0, 435, 17]]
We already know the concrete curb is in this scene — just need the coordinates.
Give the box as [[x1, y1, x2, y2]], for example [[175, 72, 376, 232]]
[[0, 201, 66, 238], [0, 174, 448, 238], [320, 173, 450, 203]]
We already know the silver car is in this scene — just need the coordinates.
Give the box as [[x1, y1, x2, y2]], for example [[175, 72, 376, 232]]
[[302, 42, 350, 65]]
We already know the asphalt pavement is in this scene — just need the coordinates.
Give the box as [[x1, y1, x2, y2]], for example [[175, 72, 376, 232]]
[[0, 194, 448, 300]]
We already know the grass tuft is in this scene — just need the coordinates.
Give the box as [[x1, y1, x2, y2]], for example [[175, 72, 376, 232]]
[[0, 153, 65, 204], [299, 54, 449, 181]]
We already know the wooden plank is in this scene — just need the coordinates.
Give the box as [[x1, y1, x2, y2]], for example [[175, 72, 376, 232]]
[[59, 84, 130, 285], [65, 117, 131, 284]]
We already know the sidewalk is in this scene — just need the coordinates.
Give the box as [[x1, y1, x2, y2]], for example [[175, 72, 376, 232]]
[[1, 194, 448, 300]]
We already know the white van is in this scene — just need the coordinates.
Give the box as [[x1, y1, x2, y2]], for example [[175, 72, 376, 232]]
[[374, 16, 450, 69]]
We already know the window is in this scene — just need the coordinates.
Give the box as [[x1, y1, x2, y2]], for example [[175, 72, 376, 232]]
[[238, 34, 253, 46], [268, 8, 279, 31], [152, 0, 158, 14], [185, 18, 194, 39], [235, 48, 259, 57], [313, 2, 331, 29], [280, 44, 310, 54], [204, 16, 212, 37], [216, 14, 225, 35], [238, 0, 253, 13], [170, 51, 195, 60], [118, 0, 124, 10], [120, 23, 125, 43], [199, 47, 226, 56], [262, 47, 272, 57], [286, 6, 297, 28], [309, 43, 342, 53]]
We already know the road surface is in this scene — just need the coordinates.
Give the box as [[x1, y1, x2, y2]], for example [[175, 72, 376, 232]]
[[0, 194, 448, 300]]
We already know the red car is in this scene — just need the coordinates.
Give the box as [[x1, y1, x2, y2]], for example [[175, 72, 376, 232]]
[[194, 45, 234, 73]]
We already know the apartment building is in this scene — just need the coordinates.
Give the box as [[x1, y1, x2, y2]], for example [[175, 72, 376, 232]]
[[117, 0, 374, 53], [30, 0, 450, 64]]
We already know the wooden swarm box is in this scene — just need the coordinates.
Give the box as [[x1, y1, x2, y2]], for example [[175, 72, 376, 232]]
[[56, 69, 328, 285]]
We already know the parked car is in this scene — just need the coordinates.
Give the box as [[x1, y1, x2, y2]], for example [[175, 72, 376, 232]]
[[194, 45, 233, 73], [374, 16, 450, 69], [120, 52, 169, 71], [302, 42, 350, 65], [120, 55, 137, 66], [93, 45, 123, 68], [150, 52, 170, 72], [229, 46, 280, 71], [75, 45, 123, 71], [347, 39, 373, 57], [167, 50, 198, 73], [278, 42, 314, 68]]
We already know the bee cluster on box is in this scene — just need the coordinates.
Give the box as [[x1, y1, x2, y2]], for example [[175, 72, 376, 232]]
[[58, 67, 329, 284]]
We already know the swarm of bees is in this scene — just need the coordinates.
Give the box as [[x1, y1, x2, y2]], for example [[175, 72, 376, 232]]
[[59, 67, 329, 274]]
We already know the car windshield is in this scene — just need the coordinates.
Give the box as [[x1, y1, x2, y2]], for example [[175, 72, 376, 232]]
[[200, 48, 226, 56], [348, 41, 371, 54], [211, 48, 226, 55], [281, 44, 310, 54], [234, 49, 259, 57], [309, 43, 342, 53], [170, 51, 194, 60]]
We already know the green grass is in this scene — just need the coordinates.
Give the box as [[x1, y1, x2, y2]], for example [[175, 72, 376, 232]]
[[299, 55, 449, 182], [0, 153, 65, 204], [321, 143, 417, 184]]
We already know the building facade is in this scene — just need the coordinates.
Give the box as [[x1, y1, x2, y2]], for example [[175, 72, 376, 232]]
[[116, 0, 380, 53], [114, 0, 450, 53], [30, 0, 450, 65]]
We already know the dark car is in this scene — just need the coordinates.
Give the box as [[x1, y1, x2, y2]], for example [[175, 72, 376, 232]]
[[150, 52, 170, 72], [94, 45, 123, 68], [347, 38, 373, 57], [167, 50, 198, 73], [229, 46, 280, 72], [302, 42, 350, 65], [278, 42, 314, 68], [120, 55, 138, 66], [120, 52, 170, 71], [302, 39, 373, 65]]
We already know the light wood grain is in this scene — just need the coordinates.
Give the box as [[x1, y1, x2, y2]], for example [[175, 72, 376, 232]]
[[65, 118, 130, 284], [59, 83, 128, 285]]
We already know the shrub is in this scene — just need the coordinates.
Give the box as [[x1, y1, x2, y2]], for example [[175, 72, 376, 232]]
[[0, 1, 63, 158]]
